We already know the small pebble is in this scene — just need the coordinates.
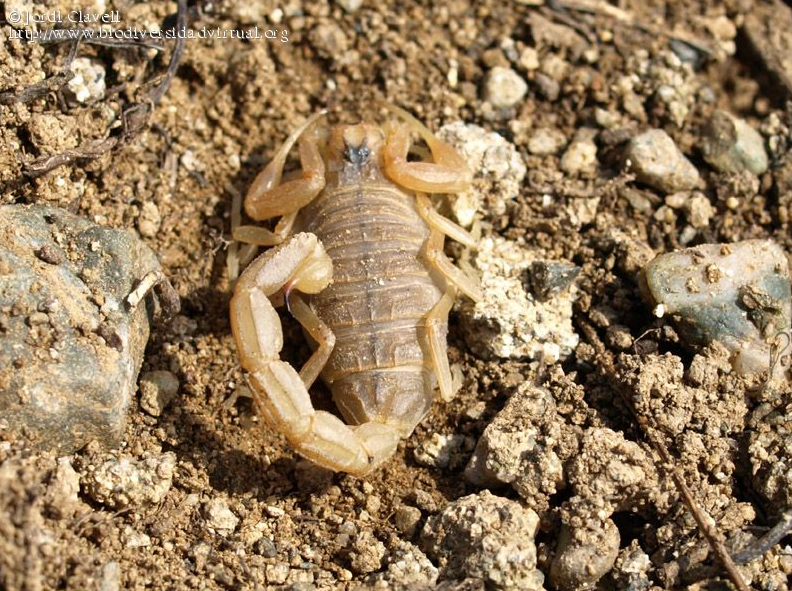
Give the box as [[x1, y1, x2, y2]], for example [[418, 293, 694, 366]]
[[67, 57, 106, 103], [483, 66, 528, 109], [533, 72, 560, 101], [204, 498, 239, 536], [518, 47, 539, 71], [527, 127, 567, 156], [137, 202, 162, 238], [394, 505, 422, 538], [420, 491, 545, 591], [138, 370, 179, 417], [267, 563, 290, 585], [627, 129, 701, 193], [44, 457, 82, 519], [701, 110, 768, 175], [560, 131, 598, 175], [335, 0, 362, 12], [413, 433, 473, 469], [35, 245, 64, 265], [685, 193, 714, 228], [255, 537, 277, 558], [349, 530, 386, 574], [528, 260, 580, 302], [368, 540, 439, 586]]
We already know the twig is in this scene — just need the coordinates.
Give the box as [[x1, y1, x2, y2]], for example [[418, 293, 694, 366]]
[[38, 29, 165, 51], [127, 269, 181, 320], [19, 0, 188, 178], [732, 508, 792, 564], [556, 0, 714, 58], [576, 318, 750, 591], [0, 70, 75, 105]]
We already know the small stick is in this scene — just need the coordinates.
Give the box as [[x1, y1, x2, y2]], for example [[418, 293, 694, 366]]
[[732, 508, 792, 564], [127, 269, 180, 319], [576, 318, 749, 591], [19, 0, 188, 178]]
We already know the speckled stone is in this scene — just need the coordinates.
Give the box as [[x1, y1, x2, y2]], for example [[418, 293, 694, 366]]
[[0, 205, 162, 453]]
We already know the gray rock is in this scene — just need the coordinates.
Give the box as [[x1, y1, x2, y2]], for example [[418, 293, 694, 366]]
[[701, 110, 769, 175], [641, 239, 791, 375], [626, 129, 702, 193], [0, 205, 163, 453], [394, 505, 422, 538], [420, 491, 546, 591], [528, 260, 581, 302]]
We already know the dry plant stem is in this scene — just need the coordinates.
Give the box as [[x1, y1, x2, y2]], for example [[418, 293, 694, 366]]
[[576, 318, 750, 591], [0, 38, 79, 105], [127, 269, 181, 320], [38, 30, 164, 51], [556, 0, 713, 57], [0, 71, 74, 105], [732, 508, 792, 564], [20, 0, 187, 178]]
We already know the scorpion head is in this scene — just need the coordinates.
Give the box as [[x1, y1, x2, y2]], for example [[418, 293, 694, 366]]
[[326, 124, 385, 177]]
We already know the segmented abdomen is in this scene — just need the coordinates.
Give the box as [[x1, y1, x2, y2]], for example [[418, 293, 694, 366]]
[[300, 183, 444, 431]]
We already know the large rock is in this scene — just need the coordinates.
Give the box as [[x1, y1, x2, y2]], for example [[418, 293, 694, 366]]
[[641, 239, 791, 376], [0, 205, 161, 453]]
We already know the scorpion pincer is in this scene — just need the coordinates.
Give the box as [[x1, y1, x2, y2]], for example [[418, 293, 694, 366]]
[[230, 106, 482, 475]]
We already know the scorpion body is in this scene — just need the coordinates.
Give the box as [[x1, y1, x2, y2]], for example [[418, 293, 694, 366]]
[[230, 108, 480, 474]]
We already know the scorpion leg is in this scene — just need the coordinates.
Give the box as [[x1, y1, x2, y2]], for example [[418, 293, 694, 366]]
[[424, 285, 457, 401], [422, 228, 483, 302], [381, 106, 472, 193], [231, 232, 400, 475], [415, 193, 477, 248], [244, 111, 327, 224], [286, 293, 335, 390]]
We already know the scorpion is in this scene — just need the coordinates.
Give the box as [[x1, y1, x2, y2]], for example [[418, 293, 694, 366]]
[[230, 106, 481, 475]]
